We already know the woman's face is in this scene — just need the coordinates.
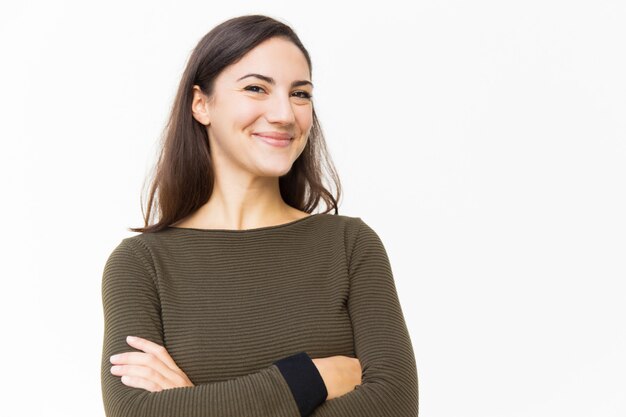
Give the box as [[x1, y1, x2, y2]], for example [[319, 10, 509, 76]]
[[195, 36, 314, 179]]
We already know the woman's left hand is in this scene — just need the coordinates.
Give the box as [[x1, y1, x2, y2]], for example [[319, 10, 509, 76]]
[[109, 335, 195, 392]]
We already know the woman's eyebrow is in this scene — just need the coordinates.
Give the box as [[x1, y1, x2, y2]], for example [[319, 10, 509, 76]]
[[237, 73, 313, 88]]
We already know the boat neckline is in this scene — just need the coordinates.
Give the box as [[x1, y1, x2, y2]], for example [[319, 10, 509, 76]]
[[165, 213, 325, 233]]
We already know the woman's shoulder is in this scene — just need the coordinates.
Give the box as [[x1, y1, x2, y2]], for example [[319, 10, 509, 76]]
[[314, 213, 384, 250], [321, 212, 372, 230], [278, 209, 364, 233], [104, 234, 154, 268], [313, 212, 364, 232]]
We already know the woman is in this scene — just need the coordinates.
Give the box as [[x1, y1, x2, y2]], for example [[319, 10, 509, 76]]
[[101, 14, 419, 417]]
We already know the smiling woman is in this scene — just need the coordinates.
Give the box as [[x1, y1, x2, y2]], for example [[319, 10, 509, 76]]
[[188, 36, 314, 181], [101, 14, 419, 417]]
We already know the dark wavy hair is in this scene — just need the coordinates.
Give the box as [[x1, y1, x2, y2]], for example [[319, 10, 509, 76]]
[[129, 14, 342, 233]]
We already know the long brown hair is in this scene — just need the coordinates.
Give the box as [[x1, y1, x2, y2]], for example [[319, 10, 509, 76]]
[[129, 15, 342, 233]]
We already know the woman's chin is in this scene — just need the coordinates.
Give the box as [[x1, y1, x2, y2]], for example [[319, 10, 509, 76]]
[[253, 163, 295, 178]]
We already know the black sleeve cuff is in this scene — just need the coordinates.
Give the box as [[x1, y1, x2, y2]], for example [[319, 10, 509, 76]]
[[273, 351, 328, 417]]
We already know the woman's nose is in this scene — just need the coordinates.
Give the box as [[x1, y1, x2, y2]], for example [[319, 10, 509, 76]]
[[264, 93, 296, 125]]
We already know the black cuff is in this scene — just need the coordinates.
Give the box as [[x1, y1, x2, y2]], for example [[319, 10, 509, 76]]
[[273, 351, 328, 417]]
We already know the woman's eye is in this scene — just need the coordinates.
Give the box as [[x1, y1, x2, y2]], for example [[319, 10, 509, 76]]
[[293, 91, 313, 100], [244, 85, 266, 93]]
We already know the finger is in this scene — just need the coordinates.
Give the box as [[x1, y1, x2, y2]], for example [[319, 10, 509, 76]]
[[125, 336, 180, 371], [120, 374, 163, 393], [110, 351, 184, 388], [110, 351, 153, 365], [111, 364, 167, 389]]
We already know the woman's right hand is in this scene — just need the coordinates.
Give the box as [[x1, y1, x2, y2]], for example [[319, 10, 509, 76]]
[[312, 355, 362, 400]]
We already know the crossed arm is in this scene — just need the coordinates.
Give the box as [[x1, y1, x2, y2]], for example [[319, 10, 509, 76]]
[[101, 219, 418, 417]]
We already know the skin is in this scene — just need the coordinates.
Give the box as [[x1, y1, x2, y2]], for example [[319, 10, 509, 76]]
[[110, 36, 362, 399], [173, 36, 315, 230], [109, 336, 193, 391]]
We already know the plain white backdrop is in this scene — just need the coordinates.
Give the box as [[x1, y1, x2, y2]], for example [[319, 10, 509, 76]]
[[1, 1, 624, 416]]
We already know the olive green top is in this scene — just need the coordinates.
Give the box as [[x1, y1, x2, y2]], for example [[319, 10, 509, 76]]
[[100, 213, 419, 416]]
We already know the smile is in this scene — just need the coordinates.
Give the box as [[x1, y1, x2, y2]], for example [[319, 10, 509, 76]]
[[252, 133, 293, 148]]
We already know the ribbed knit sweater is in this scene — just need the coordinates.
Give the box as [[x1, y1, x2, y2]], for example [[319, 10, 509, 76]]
[[100, 213, 419, 417]]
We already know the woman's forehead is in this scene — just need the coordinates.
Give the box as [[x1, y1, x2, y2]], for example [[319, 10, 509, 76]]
[[221, 39, 310, 84]]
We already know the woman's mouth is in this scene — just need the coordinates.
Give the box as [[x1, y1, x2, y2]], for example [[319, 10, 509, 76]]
[[252, 133, 293, 148]]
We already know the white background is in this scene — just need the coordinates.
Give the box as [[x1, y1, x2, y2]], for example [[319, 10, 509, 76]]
[[1, 1, 624, 416]]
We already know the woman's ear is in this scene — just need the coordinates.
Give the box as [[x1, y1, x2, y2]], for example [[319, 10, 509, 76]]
[[191, 85, 211, 126]]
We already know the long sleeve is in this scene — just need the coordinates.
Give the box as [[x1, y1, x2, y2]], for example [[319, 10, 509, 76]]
[[310, 218, 419, 416], [100, 238, 327, 417]]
